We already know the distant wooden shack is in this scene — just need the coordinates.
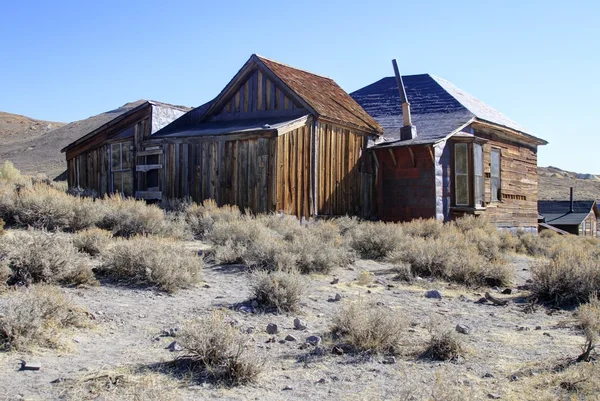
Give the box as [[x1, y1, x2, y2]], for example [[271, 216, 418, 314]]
[[61, 101, 189, 196], [538, 190, 599, 236], [136, 55, 382, 217], [351, 71, 548, 232]]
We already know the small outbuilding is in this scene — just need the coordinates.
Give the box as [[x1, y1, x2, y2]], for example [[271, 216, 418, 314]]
[[538, 190, 599, 236]]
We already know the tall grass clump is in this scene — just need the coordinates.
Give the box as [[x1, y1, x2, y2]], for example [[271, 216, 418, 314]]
[[0, 230, 97, 287], [425, 329, 465, 361], [531, 242, 600, 306], [178, 310, 263, 386], [0, 161, 23, 183], [331, 302, 406, 354], [345, 221, 405, 260], [73, 227, 113, 256], [250, 269, 306, 312], [0, 286, 92, 351], [99, 236, 202, 292], [185, 199, 241, 239]]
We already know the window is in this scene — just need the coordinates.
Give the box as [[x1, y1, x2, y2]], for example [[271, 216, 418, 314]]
[[474, 143, 484, 207], [491, 148, 501, 201], [111, 142, 133, 196], [455, 143, 469, 205]]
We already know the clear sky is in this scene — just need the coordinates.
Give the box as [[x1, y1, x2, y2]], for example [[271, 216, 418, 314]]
[[0, 0, 598, 173]]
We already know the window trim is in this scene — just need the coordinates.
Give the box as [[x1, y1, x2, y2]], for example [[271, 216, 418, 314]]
[[110, 141, 133, 195], [490, 147, 502, 202], [454, 142, 470, 206], [452, 140, 487, 209]]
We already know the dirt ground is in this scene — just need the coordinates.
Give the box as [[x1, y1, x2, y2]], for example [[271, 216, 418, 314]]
[[0, 248, 586, 401]]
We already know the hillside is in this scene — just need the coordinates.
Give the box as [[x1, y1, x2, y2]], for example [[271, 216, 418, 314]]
[[0, 101, 148, 179], [538, 166, 600, 201]]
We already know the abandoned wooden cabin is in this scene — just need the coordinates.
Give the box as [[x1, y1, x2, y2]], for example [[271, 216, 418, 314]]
[[134, 54, 382, 218], [351, 63, 548, 231], [61, 101, 190, 197], [538, 189, 599, 236]]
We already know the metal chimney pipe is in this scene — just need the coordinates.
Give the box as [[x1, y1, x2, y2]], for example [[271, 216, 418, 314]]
[[392, 59, 411, 127], [570, 187, 574, 213]]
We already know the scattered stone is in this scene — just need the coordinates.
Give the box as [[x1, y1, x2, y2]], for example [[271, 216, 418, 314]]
[[485, 292, 509, 306], [285, 334, 297, 342], [387, 284, 395, 289], [266, 323, 278, 335], [502, 288, 513, 295], [455, 324, 472, 335], [425, 290, 443, 299], [543, 332, 552, 338], [20, 361, 41, 371], [334, 293, 342, 302], [162, 327, 179, 337], [332, 345, 344, 355], [50, 377, 67, 384], [299, 343, 310, 350], [376, 301, 385, 306], [458, 295, 470, 302], [330, 277, 340, 285], [488, 393, 501, 399], [510, 374, 519, 382], [203, 284, 210, 288], [331, 375, 340, 382], [376, 278, 387, 286], [312, 346, 326, 356], [306, 335, 322, 346], [283, 386, 293, 391], [382, 356, 396, 364], [266, 337, 277, 343], [246, 327, 256, 334], [238, 306, 252, 314], [367, 290, 372, 294], [167, 341, 182, 352], [251, 300, 259, 308], [482, 373, 494, 378], [492, 286, 501, 292], [316, 378, 327, 384], [535, 326, 542, 330], [516, 326, 530, 332], [294, 318, 307, 330]]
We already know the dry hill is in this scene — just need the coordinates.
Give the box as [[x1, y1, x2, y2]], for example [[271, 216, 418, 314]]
[[538, 166, 600, 201]]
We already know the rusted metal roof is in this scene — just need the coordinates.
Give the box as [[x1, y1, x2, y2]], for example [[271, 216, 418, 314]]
[[256, 56, 382, 135]]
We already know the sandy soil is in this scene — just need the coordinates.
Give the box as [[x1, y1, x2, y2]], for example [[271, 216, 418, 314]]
[[0, 251, 585, 401]]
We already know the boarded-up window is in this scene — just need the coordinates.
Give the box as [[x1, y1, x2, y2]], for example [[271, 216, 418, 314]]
[[111, 142, 133, 196], [474, 144, 484, 207], [491, 148, 501, 201], [455, 143, 469, 206]]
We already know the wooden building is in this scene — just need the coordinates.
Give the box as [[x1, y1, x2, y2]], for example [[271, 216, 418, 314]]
[[538, 190, 599, 236], [134, 55, 382, 218], [61, 101, 190, 196], [351, 71, 548, 232]]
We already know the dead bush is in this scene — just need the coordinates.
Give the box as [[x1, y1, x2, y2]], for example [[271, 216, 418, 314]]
[[0, 218, 4, 236], [347, 221, 405, 259], [402, 218, 445, 239], [178, 310, 263, 386], [425, 329, 465, 361], [0, 286, 91, 351], [331, 302, 406, 354], [185, 199, 241, 239], [1, 230, 97, 287], [531, 244, 600, 306], [74, 227, 113, 256], [0, 161, 24, 184], [292, 221, 353, 274], [331, 215, 360, 236], [576, 295, 600, 361], [250, 269, 306, 312], [100, 236, 202, 292]]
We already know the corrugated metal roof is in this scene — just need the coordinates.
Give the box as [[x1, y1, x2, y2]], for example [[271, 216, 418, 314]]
[[350, 74, 547, 146]]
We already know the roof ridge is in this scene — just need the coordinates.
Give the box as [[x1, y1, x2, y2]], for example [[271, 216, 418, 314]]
[[254, 54, 334, 81]]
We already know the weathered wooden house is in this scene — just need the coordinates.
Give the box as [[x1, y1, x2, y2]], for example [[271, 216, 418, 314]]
[[61, 100, 190, 196], [538, 189, 599, 236], [136, 55, 382, 217], [351, 64, 548, 231]]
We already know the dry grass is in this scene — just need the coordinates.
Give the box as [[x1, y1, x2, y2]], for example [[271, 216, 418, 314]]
[[185, 199, 241, 239], [250, 269, 306, 312], [0, 286, 92, 351], [531, 242, 600, 306], [73, 227, 113, 256], [0, 218, 4, 236], [0, 161, 24, 184], [331, 302, 406, 354], [346, 221, 405, 259], [178, 310, 263, 386], [0, 230, 97, 287], [99, 236, 202, 292], [424, 329, 465, 361], [576, 295, 600, 361]]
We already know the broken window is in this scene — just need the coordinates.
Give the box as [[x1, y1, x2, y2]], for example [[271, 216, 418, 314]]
[[111, 141, 133, 196]]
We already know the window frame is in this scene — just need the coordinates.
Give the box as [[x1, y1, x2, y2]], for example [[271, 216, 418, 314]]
[[490, 147, 502, 202], [110, 141, 133, 196], [452, 140, 486, 209]]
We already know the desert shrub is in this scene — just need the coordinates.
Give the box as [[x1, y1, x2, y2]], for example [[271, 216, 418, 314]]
[[178, 310, 263, 386], [402, 218, 445, 239], [356, 270, 375, 286], [98, 194, 166, 237], [160, 196, 193, 213], [0, 161, 23, 183], [453, 216, 504, 262], [73, 227, 113, 256], [531, 243, 600, 306], [291, 221, 353, 274], [425, 329, 465, 361], [185, 199, 241, 239], [576, 295, 600, 361], [1, 230, 96, 287], [498, 230, 519, 253], [9, 183, 101, 231], [331, 302, 406, 354], [388, 228, 512, 286], [331, 215, 360, 236], [100, 236, 202, 292], [250, 269, 306, 312], [0, 218, 4, 236], [0, 286, 91, 350], [347, 221, 405, 259]]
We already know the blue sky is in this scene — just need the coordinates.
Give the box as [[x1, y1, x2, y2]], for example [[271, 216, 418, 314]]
[[1, 0, 598, 173]]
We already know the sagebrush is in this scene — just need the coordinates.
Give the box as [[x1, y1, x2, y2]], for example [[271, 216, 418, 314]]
[[250, 269, 306, 312]]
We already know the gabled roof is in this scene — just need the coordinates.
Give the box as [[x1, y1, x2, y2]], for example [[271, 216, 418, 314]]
[[256, 56, 381, 133], [154, 55, 382, 138], [538, 200, 599, 226], [350, 74, 547, 147], [61, 100, 190, 153]]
